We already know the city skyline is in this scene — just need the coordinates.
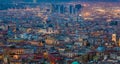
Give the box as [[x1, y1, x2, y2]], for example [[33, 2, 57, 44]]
[[1, 0, 120, 3], [0, 0, 120, 64]]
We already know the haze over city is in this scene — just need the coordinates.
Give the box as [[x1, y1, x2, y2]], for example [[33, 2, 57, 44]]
[[1, 0, 120, 3], [0, 0, 120, 64]]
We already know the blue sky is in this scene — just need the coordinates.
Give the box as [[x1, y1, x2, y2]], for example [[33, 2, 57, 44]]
[[0, 0, 120, 3], [25, 0, 120, 2]]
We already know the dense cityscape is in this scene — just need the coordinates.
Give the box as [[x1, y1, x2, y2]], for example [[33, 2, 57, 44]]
[[0, 0, 120, 64]]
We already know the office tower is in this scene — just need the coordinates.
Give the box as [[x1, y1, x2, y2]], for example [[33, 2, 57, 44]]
[[60, 5, 65, 14], [75, 4, 82, 11], [57, 5, 60, 13], [51, 4, 57, 13], [50, 4, 54, 13], [51, 4, 65, 14], [57, 4, 63, 14], [69, 5, 75, 14], [69, 5, 73, 14], [75, 4, 83, 15], [52, 3, 68, 14]]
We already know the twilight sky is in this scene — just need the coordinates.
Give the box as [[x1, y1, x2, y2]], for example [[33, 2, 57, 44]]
[[23, 0, 120, 2], [0, 0, 120, 3]]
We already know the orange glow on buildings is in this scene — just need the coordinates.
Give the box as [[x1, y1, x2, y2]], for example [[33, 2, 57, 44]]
[[112, 34, 117, 43]]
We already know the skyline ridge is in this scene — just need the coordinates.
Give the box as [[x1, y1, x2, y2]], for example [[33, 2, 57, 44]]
[[1, 0, 120, 3]]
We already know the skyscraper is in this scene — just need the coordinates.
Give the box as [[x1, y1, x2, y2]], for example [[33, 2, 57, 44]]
[[60, 5, 65, 14], [51, 4, 59, 13], [51, 4, 65, 14], [69, 5, 75, 14], [75, 4, 82, 12]]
